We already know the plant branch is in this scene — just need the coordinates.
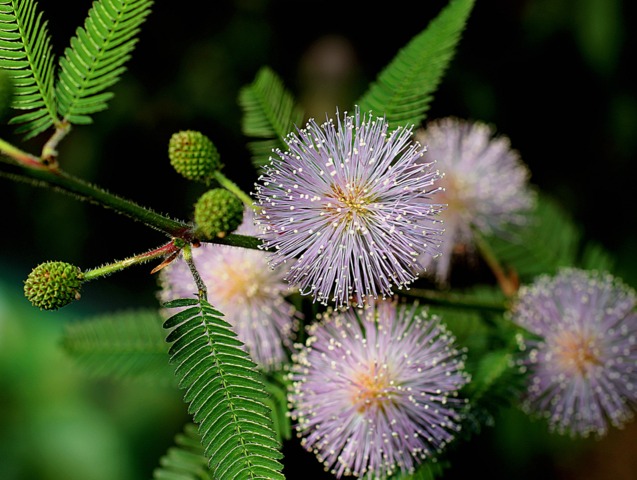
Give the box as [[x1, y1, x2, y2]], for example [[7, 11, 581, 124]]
[[83, 240, 182, 282], [0, 149, 191, 237], [0, 137, 53, 169], [473, 229, 519, 297]]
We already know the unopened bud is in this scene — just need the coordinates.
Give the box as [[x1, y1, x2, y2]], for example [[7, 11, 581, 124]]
[[24, 261, 83, 310], [194, 188, 244, 239], [168, 130, 221, 183]]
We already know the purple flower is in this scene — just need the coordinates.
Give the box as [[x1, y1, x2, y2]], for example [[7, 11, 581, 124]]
[[157, 209, 300, 370], [414, 117, 534, 283], [254, 107, 444, 309], [511, 268, 637, 437], [289, 300, 470, 478]]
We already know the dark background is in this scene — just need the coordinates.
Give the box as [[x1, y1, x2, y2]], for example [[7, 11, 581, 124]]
[[1, 1, 636, 479]]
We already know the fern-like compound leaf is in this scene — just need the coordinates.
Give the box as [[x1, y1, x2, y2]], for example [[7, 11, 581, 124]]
[[163, 298, 285, 480], [357, 0, 475, 129], [55, 0, 153, 124], [61, 309, 174, 385], [0, 0, 58, 138], [238, 66, 304, 169], [153, 423, 212, 480]]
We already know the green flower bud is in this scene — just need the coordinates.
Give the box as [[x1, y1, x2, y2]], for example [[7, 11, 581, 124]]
[[168, 130, 221, 183], [194, 188, 244, 239], [24, 261, 84, 310]]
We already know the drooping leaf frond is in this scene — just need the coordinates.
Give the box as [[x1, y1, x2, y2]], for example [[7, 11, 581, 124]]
[[55, 0, 153, 124], [153, 423, 212, 480], [62, 309, 174, 385], [163, 298, 285, 480], [238, 66, 304, 169], [357, 0, 475, 129], [0, 0, 58, 138]]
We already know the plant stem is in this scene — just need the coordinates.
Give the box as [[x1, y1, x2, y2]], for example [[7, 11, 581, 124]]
[[182, 244, 208, 301], [83, 240, 181, 282], [1, 138, 268, 251], [42, 121, 72, 162], [0, 137, 51, 169], [213, 170, 256, 210], [2, 158, 192, 236], [473, 230, 519, 297]]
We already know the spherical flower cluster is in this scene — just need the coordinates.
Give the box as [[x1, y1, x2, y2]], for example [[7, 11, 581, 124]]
[[415, 117, 534, 283], [511, 267, 637, 437], [168, 130, 221, 183], [289, 300, 470, 478], [254, 107, 444, 309], [24, 261, 84, 310], [158, 209, 300, 370], [193, 188, 244, 239]]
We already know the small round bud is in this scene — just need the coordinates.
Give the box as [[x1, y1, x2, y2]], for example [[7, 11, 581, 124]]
[[24, 261, 84, 310], [194, 188, 244, 239], [168, 130, 221, 183]]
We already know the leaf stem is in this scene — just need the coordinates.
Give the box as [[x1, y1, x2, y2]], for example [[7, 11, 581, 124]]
[[473, 230, 519, 297], [83, 240, 182, 282], [0, 137, 52, 169], [213, 170, 256, 210], [41, 121, 72, 162], [182, 244, 208, 301]]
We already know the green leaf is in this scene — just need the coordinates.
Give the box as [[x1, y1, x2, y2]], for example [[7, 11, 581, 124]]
[[163, 298, 285, 480], [486, 193, 581, 281], [357, 0, 475, 128], [61, 308, 174, 385], [153, 423, 213, 480], [55, 0, 153, 124], [0, 0, 58, 137], [238, 66, 304, 169]]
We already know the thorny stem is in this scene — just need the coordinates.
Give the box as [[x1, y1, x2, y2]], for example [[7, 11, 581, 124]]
[[1, 137, 268, 251], [83, 240, 183, 281]]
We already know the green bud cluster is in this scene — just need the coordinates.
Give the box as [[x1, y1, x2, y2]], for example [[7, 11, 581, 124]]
[[168, 130, 221, 183], [24, 261, 84, 310], [194, 188, 244, 239]]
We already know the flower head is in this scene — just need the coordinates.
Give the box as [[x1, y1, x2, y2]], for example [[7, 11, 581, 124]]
[[24, 261, 84, 310], [158, 209, 300, 370], [254, 107, 443, 308], [511, 268, 637, 437], [289, 300, 470, 478], [415, 117, 534, 283]]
